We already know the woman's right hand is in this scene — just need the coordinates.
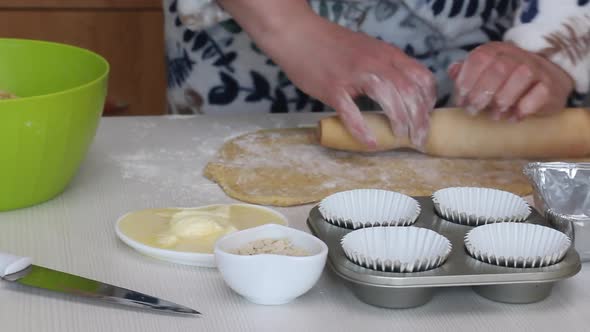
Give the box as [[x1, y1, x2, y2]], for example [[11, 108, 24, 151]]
[[218, 0, 437, 150]]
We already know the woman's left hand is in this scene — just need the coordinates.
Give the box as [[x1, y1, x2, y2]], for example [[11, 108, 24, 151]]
[[449, 41, 575, 121]]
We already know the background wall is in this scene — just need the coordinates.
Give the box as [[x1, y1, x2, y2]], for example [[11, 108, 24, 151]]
[[0, 0, 167, 116], [1, 2, 586, 114]]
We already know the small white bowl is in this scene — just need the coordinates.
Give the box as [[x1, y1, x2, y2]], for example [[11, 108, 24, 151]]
[[319, 189, 421, 229], [214, 224, 328, 305], [115, 204, 288, 268]]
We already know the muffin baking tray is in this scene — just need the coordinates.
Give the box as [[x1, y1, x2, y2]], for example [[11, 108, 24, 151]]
[[307, 196, 581, 309]]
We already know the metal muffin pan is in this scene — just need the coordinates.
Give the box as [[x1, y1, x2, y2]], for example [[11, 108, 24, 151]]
[[307, 196, 581, 309]]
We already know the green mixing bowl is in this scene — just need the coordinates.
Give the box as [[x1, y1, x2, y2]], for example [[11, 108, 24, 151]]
[[0, 39, 109, 211]]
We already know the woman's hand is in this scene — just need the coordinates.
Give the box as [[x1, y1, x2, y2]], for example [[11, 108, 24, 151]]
[[217, 0, 437, 149], [449, 41, 574, 121], [269, 16, 437, 149]]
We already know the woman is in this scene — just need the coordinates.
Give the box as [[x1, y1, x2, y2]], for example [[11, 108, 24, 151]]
[[164, 0, 590, 149]]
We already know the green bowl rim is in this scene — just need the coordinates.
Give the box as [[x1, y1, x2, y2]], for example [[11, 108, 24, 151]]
[[0, 38, 110, 103]]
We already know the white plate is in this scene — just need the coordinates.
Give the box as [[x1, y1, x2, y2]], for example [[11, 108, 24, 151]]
[[115, 204, 289, 268]]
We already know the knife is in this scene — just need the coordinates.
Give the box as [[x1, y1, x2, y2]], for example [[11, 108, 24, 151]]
[[0, 252, 200, 316]]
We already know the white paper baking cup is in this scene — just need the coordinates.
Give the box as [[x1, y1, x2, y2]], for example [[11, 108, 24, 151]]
[[465, 223, 571, 268], [432, 187, 531, 226], [319, 189, 420, 229], [341, 227, 452, 273]]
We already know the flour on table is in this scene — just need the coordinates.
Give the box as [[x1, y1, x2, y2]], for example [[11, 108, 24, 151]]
[[128, 121, 158, 142], [110, 122, 264, 204], [111, 148, 206, 201]]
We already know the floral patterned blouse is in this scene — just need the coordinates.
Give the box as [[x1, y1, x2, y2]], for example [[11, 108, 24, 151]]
[[163, 0, 590, 114]]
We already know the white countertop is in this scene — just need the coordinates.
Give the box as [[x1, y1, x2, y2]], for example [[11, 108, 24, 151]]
[[0, 114, 588, 332]]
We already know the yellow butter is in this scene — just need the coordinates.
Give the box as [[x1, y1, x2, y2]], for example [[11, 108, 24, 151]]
[[118, 204, 286, 254]]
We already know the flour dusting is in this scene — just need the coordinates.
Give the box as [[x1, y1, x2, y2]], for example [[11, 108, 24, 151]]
[[110, 122, 266, 204]]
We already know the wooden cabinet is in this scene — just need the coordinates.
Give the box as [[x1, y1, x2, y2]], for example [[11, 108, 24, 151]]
[[0, 0, 167, 116]]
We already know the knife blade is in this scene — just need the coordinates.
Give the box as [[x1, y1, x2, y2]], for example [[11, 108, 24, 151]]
[[0, 252, 200, 316]]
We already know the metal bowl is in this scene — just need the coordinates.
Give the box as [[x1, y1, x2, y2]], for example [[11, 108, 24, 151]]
[[524, 162, 590, 261]]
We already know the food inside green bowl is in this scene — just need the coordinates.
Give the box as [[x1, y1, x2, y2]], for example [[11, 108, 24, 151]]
[[0, 90, 17, 99]]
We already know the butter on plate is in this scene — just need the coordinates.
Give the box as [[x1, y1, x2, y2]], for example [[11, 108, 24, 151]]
[[155, 206, 238, 248], [116, 204, 288, 263]]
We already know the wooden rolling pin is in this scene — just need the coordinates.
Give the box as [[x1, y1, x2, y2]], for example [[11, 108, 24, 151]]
[[317, 108, 590, 159]]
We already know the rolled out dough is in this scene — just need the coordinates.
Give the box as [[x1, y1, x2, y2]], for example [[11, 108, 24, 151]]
[[204, 128, 537, 207], [319, 108, 590, 158]]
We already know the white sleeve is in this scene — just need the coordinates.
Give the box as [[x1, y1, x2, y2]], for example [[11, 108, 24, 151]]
[[503, 0, 590, 94], [177, 0, 230, 31]]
